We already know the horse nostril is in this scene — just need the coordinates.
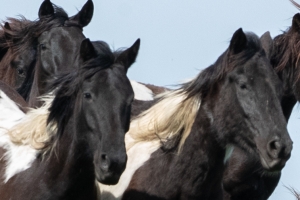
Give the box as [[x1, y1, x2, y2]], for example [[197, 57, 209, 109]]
[[270, 141, 281, 150], [100, 154, 110, 171], [267, 140, 282, 159]]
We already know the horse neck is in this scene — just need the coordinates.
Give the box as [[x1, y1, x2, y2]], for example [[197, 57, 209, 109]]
[[42, 114, 97, 199], [273, 63, 297, 121], [27, 63, 48, 107], [178, 103, 225, 196], [130, 102, 225, 199]]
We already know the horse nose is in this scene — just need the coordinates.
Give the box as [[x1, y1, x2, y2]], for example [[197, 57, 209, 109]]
[[99, 153, 127, 173], [266, 138, 293, 170], [100, 154, 110, 172]]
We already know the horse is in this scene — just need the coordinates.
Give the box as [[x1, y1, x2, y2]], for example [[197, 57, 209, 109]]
[[0, 36, 140, 199], [0, 21, 36, 90], [1, 0, 94, 107], [98, 28, 293, 200], [221, 12, 300, 200]]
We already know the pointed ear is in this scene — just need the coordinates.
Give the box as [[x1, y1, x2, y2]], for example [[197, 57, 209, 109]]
[[4, 22, 12, 41], [38, 0, 55, 18], [69, 0, 94, 27], [260, 31, 273, 59], [229, 28, 247, 54], [80, 38, 97, 62], [292, 13, 300, 32], [116, 39, 140, 72], [4, 22, 11, 30]]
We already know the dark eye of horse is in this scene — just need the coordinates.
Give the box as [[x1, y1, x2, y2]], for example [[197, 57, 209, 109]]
[[83, 93, 92, 99], [240, 84, 247, 89], [39, 44, 46, 50], [17, 68, 25, 77]]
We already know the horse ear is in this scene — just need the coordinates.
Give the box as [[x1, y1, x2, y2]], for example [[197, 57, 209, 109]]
[[4, 22, 12, 41], [4, 22, 11, 30], [80, 38, 97, 62], [69, 0, 94, 27], [229, 28, 247, 54], [38, 0, 55, 18], [260, 31, 273, 59], [292, 13, 300, 32], [116, 39, 140, 72]]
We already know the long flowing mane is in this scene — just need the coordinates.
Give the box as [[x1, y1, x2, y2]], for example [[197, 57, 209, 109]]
[[7, 41, 117, 153], [127, 32, 262, 152]]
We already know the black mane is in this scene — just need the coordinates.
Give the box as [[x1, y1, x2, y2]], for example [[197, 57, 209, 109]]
[[182, 32, 263, 99], [271, 25, 300, 79]]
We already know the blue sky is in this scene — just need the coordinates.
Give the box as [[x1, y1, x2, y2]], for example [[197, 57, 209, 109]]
[[0, 1, 299, 199]]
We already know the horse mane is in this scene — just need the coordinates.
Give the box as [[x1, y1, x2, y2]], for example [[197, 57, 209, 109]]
[[127, 32, 262, 153], [7, 95, 55, 149], [272, 24, 300, 79]]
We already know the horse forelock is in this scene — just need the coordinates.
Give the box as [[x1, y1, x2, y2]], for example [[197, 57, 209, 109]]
[[7, 95, 56, 150], [127, 88, 201, 153]]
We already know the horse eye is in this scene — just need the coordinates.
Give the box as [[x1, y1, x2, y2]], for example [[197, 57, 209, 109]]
[[83, 93, 92, 99], [240, 84, 247, 89], [39, 44, 46, 50], [17, 68, 25, 76]]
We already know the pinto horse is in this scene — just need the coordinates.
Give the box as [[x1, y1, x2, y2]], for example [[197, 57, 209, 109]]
[[99, 28, 293, 200], [221, 12, 300, 200], [0, 37, 140, 200]]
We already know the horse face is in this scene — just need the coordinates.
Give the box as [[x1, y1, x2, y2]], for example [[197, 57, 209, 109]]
[[29, 0, 94, 106], [79, 38, 139, 185], [215, 29, 292, 172], [81, 67, 133, 185], [11, 46, 36, 89], [37, 26, 85, 89]]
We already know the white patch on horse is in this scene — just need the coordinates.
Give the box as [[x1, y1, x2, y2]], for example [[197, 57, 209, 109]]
[[0, 134, 37, 182], [0, 90, 37, 182], [224, 144, 234, 164], [0, 90, 24, 129], [99, 134, 160, 200], [130, 80, 154, 101]]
